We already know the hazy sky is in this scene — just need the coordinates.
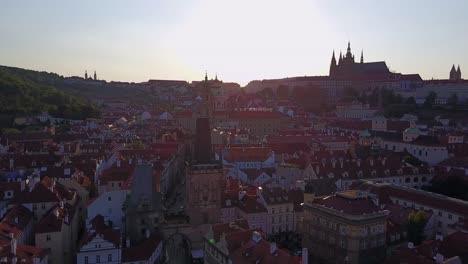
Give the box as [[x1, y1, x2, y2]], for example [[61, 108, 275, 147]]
[[1, 0, 467, 85]]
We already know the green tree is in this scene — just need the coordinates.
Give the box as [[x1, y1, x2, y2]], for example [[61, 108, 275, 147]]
[[407, 211, 428, 245], [424, 91, 437, 108]]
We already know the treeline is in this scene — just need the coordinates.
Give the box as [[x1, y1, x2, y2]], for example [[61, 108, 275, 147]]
[[0, 66, 100, 121]]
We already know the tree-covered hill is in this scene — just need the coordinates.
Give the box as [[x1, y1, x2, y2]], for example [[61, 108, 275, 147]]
[[0, 66, 100, 121]]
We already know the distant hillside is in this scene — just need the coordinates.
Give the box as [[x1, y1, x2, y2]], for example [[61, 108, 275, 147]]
[[0, 66, 100, 122]]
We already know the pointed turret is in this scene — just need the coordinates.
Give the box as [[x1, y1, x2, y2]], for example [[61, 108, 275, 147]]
[[360, 50, 364, 63], [338, 51, 343, 65], [84, 70, 88, 79], [450, 64, 457, 80], [93, 71, 97, 80], [457, 65, 462, 80], [205, 70, 208, 82], [215, 73, 218, 81], [329, 50, 337, 76]]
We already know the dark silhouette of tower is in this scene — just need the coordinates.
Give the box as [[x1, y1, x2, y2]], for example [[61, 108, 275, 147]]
[[457, 65, 462, 80], [360, 50, 364, 63], [450, 65, 456, 80], [93, 71, 97, 80], [329, 50, 337, 76], [194, 72, 213, 164], [84, 70, 88, 79]]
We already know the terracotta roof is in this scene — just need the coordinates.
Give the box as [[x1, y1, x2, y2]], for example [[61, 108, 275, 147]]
[[0, 205, 32, 239], [312, 191, 385, 216], [0, 240, 50, 264], [121, 234, 162, 262], [226, 229, 301, 264], [80, 214, 120, 248], [212, 219, 250, 241], [356, 181, 468, 216], [238, 195, 267, 214], [261, 187, 291, 205], [223, 147, 273, 163], [34, 201, 77, 234]]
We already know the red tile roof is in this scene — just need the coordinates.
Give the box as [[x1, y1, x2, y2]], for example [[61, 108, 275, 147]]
[[80, 214, 120, 248], [0, 205, 32, 240], [313, 191, 384, 216], [0, 240, 50, 264], [122, 234, 162, 262], [223, 147, 273, 163]]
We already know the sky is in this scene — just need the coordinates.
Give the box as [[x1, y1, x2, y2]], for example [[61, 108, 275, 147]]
[[1, 0, 467, 86]]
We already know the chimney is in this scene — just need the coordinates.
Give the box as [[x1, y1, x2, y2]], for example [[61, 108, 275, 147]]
[[270, 242, 277, 254], [302, 248, 308, 264], [126, 238, 130, 248], [435, 253, 444, 264], [10, 233, 16, 255]]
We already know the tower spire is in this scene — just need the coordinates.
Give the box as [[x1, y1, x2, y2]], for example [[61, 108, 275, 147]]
[[84, 70, 88, 79], [457, 65, 462, 80], [329, 50, 337, 76], [339, 51, 343, 65], [360, 50, 364, 63], [205, 70, 208, 82]]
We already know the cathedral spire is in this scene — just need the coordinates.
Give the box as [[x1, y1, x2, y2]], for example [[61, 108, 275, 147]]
[[329, 50, 337, 76], [450, 64, 456, 80], [347, 41, 351, 53], [338, 51, 343, 65], [205, 70, 208, 82], [360, 50, 364, 63], [84, 70, 88, 79]]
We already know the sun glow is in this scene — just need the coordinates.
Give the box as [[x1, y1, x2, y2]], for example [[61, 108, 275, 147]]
[[164, 0, 339, 85]]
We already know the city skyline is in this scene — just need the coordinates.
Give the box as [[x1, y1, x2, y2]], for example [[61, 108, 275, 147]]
[[1, 0, 468, 85]]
